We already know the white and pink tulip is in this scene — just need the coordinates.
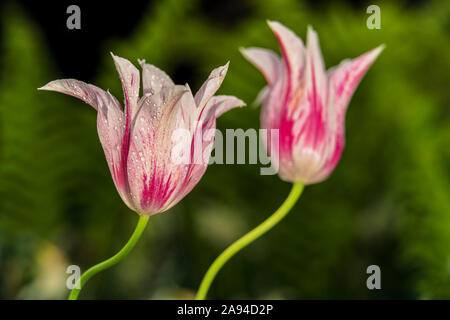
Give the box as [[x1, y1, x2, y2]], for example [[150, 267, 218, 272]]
[[241, 21, 383, 184], [40, 54, 245, 215]]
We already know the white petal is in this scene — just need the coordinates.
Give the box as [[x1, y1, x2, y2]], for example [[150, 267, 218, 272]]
[[240, 47, 281, 86], [194, 62, 229, 109], [267, 20, 306, 92], [138, 59, 175, 96]]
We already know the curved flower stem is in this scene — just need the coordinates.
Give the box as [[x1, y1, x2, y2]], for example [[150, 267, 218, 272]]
[[68, 215, 150, 300], [196, 182, 304, 300]]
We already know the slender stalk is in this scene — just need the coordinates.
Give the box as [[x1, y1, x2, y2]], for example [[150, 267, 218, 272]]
[[196, 182, 304, 300], [69, 215, 150, 300]]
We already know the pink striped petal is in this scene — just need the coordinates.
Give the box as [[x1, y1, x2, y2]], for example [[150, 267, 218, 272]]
[[168, 95, 244, 211], [138, 59, 175, 96], [286, 27, 332, 182], [328, 45, 385, 118], [111, 53, 140, 120], [96, 102, 136, 210], [110, 54, 142, 210], [198, 94, 245, 165], [306, 131, 344, 184], [127, 86, 189, 214], [261, 64, 288, 157], [267, 20, 306, 94], [292, 26, 328, 150], [307, 45, 384, 183], [38, 78, 136, 209], [240, 47, 281, 86], [38, 79, 120, 112], [200, 95, 245, 121], [194, 62, 229, 109]]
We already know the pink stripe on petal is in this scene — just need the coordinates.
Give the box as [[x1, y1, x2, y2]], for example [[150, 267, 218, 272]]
[[127, 86, 188, 214], [294, 27, 328, 150], [329, 45, 384, 117], [111, 53, 141, 120], [110, 54, 144, 210], [267, 21, 306, 95], [95, 100, 137, 209], [307, 131, 345, 184], [39, 78, 137, 208]]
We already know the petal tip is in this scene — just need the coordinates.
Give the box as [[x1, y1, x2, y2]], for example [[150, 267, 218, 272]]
[[239, 47, 252, 59], [110, 52, 121, 64], [373, 44, 386, 57], [138, 58, 146, 67], [110, 52, 130, 65], [266, 20, 280, 29], [217, 61, 229, 78], [362, 44, 385, 65], [306, 25, 319, 44], [266, 20, 283, 34], [37, 81, 54, 91]]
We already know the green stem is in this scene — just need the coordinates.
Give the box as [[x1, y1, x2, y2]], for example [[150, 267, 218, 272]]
[[196, 182, 304, 300], [68, 215, 150, 300]]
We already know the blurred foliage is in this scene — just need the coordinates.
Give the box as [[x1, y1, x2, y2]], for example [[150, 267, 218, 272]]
[[0, 0, 450, 299]]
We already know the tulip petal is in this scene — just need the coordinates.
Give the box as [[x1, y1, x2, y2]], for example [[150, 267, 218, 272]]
[[96, 100, 137, 210], [175, 84, 198, 134], [306, 45, 384, 184], [38, 79, 121, 113], [307, 132, 344, 184], [196, 94, 245, 166], [127, 86, 188, 214], [198, 95, 245, 154], [267, 20, 306, 93], [261, 65, 287, 155], [328, 45, 384, 117], [138, 59, 175, 96], [168, 95, 245, 213], [110, 54, 142, 210], [194, 62, 229, 110], [293, 26, 328, 150], [200, 95, 246, 121], [240, 47, 281, 86], [111, 53, 141, 120], [283, 27, 330, 183], [254, 86, 270, 107], [38, 78, 138, 208]]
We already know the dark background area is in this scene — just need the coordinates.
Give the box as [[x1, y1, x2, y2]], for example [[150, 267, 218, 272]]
[[0, 0, 425, 81]]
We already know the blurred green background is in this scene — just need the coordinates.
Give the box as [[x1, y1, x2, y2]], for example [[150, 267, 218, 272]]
[[0, 0, 450, 299]]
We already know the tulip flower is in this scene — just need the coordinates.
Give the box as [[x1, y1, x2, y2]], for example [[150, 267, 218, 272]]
[[196, 22, 383, 299], [40, 54, 244, 299], [242, 22, 384, 184]]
